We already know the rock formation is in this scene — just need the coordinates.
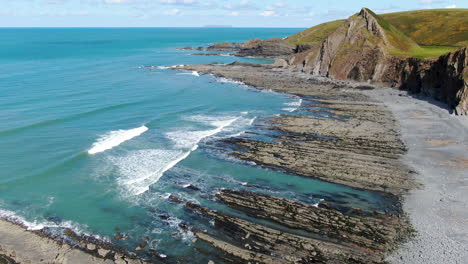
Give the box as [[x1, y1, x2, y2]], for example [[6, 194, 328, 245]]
[[286, 8, 468, 115], [237, 38, 296, 57]]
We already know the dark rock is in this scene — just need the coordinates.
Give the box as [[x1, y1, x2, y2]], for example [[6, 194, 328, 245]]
[[168, 195, 184, 203]]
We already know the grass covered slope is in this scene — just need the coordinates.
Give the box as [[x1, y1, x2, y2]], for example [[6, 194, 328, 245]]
[[285, 19, 345, 46], [286, 8, 468, 58], [382, 9, 468, 47]]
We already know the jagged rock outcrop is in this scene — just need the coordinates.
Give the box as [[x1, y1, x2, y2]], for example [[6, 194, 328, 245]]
[[238, 38, 296, 57], [206, 42, 243, 51], [287, 8, 468, 115]]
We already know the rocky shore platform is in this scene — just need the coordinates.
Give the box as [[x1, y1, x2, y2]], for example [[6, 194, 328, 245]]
[[0, 219, 151, 264], [3, 59, 465, 263], [164, 62, 420, 263]]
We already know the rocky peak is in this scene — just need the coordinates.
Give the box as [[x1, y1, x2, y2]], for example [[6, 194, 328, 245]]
[[358, 8, 389, 45], [286, 8, 467, 115]]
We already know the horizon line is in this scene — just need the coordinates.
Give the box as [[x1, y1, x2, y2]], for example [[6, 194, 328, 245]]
[[0, 26, 308, 29]]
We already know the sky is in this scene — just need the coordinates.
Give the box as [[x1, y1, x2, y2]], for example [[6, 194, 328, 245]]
[[0, 0, 466, 27]]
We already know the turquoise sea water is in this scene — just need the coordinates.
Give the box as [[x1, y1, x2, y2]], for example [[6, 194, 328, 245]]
[[0, 28, 395, 262]]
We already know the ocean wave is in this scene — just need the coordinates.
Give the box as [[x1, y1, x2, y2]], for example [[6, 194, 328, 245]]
[[284, 98, 303, 107], [176, 70, 200, 77], [282, 98, 302, 112], [0, 208, 95, 239], [281, 108, 297, 112], [143, 64, 185, 70], [109, 149, 189, 196], [88, 126, 148, 155], [0, 102, 144, 137], [216, 77, 246, 85], [167, 116, 239, 150]]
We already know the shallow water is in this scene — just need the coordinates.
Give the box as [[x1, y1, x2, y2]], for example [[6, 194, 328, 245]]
[[0, 28, 395, 261]]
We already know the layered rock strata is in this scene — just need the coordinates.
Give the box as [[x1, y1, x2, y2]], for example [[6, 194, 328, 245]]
[[286, 8, 468, 114], [173, 62, 414, 263]]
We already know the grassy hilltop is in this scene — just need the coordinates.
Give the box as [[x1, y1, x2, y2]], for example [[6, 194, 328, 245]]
[[286, 8, 468, 59]]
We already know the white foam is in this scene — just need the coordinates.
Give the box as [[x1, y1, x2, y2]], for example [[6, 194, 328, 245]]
[[284, 99, 303, 107], [282, 98, 302, 112], [167, 117, 239, 150], [108, 116, 241, 196], [146, 64, 184, 70], [216, 77, 246, 86], [109, 149, 190, 196], [88, 126, 148, 155], [248, 117, 257, 125], [0, 208, 94, 239], [282, 107, 297, 112], [176, 71, 200, 77], [312, 199, 325, 208]]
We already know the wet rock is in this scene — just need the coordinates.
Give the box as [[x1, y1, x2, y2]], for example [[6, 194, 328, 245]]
[[168, 195, 184, 203], [185, 202, 385, 263], [216, 189, 408, 252], [98, 248, 110, 258]]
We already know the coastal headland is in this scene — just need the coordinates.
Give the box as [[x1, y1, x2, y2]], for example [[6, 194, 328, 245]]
[[1, 7, 467, 264]]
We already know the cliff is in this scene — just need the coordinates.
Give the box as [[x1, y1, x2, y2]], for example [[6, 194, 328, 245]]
[[286, 8, 468, 115]]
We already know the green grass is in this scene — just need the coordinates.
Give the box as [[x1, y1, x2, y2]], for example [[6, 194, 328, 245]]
[[381, 9, 468, 46], [286, 8, 468, 58], [364, 8, 420, 52], [391, 45, 460, 59], [285, 19, 345, 46]]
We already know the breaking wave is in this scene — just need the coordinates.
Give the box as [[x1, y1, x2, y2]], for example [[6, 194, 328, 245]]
[[282, 98, 302, 112], [216, 77, 246, 86], [109, 149, 189, 196], [176, 71, 200, 77], [88, 126, 148, 155], [0, 208, 100, 240], [111, 116, 241, 196]]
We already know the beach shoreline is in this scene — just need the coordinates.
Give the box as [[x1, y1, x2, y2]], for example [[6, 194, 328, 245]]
[[362, 89, 468, 264], [0, 218, 149, 264], [174, 62, 468, 263], [2, 60, 466, 263]]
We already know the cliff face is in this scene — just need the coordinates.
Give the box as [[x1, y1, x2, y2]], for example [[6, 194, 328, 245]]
[[287, 8, 468, 115], [376, 47, 468, 115]]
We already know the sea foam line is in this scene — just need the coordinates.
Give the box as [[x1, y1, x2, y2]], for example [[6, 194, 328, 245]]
[[282, 98, 303, 112], [176, 71, 200, 77], [216, 77, 246, 85], [88, 126, 148, 155], [0, 208, 95, 239], [114, 117, 240, 196]]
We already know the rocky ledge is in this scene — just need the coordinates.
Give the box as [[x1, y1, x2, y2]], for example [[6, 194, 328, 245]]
[[0, 219, 150, 264], [168, 62, 415, 263], [176, 62, 416, 195], [185, 188, 410, 264], [179, 38, 301, 58]]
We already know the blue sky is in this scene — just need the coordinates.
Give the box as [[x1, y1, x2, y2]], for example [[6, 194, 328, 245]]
[[0, 0, 465, 27]]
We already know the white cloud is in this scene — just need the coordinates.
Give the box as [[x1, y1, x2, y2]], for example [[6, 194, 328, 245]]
[[260, 10, 276, 16], [445, 4, 457, 8], [164, 8, 181, 15], [229, 11, 240, 16]]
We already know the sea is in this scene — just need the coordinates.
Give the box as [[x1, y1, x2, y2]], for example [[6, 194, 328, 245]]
[[0, 28, 395, 262]]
